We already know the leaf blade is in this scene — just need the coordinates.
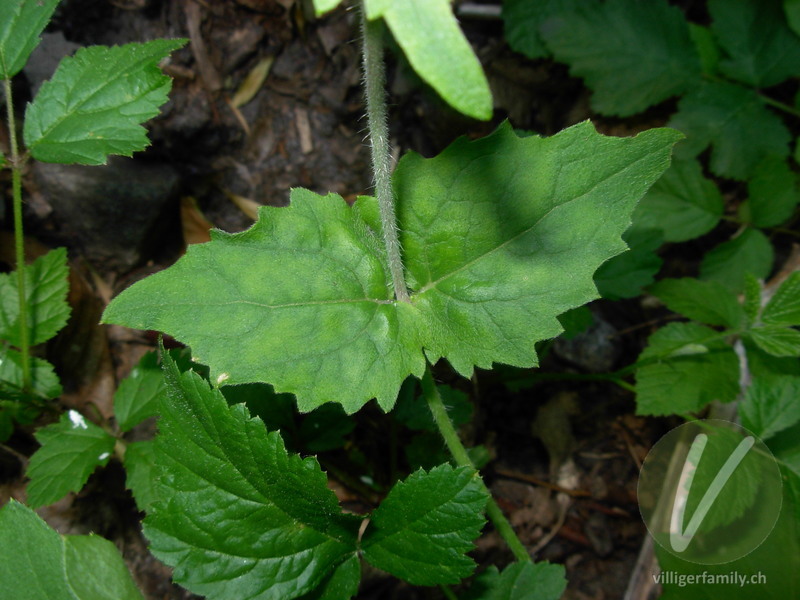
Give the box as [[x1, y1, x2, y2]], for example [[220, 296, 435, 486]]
[[0, 0, 60, 79]]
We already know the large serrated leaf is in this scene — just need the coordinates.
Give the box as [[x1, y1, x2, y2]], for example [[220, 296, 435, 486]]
[[361, 464, 488, 585], [762, 272, 800, 326], [710, 0, 800, 87], [25, 409, 116, 508], [669, 81, 790, 180], [0, 349, 62, 399], [0, 0, 60, 79], [463, 561, 567, 600], [747, 325, 800, 357], [365, 0, 492, 120], [539, 0, 701, 117], [0, 248, 71, 347], [635, 323, 740, 416], [103, 121, 680, 413], [0, 500, 143, 600], [143, 350, 360, 600], [24, 39, 186, 165]]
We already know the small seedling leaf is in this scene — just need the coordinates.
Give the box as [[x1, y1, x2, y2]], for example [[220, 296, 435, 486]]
[[463, 561, 567, 600], [0, 0, 60, 79], [361, 464, 488, 585], [700, 228, 774, 292], [649, 277, 745, 328], [143, 350, 360, 600], [25, 409, 116, 508], [0, 247, 71, 347], [0, 500, 143, 600], [24, 39, 186, 165], [114, 351, 166, 432], [740, 375, 800, 441], [762, 272, 800, 326], [632, 158, 723, 242], [710, 0, 800, 87], [540, 0, 701, 117], [669, 81, 790, 180], [635, 323, 740, 416], [367, 0, 492, 120]]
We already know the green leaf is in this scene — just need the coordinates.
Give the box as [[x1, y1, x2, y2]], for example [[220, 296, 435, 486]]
[[103, 122, 680, 413], [144, 350, 360, 600], [649, 277, 745, 328], [502, 0, 573, 60], [743, 274, 763, 325], [747, 325, 800, 357], [745, 339, 800, 378], [594, 226, 663, 300], [632, 158, 723, 242], [762, 271, 800, 326], [24, 39, 186, 165], [312, 0, 342, 17], [710, 0, 800, 87], [0, 349, 62, 399], [0, 500, 143, 600], [123, 440, 159, 511], [0, 0, 60, 79], [25, 409, 116, 508], [299, 555, 361, 600], [114, 351, 166, 432], [463, 561, 568, 600], [298, 403, 355, 453], [361, 464, 488, 585], [700, 228, 774, 292], [393, 384, 472, 432], [635, 322, 740, 416], [669, 81, 790, 180], [539, 0, 701, 117], [739, 156, 799, 227], [0, 248, 71, 347], [366, 0, 492, 120], [740, 375, 800, 441], [787, 0, 800, 37], [688, 24, 721, 75], [557, 305, 594, 340]]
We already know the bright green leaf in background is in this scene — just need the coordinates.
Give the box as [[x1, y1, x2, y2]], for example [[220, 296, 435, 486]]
[[0, 248, 71, 348], [0, 500, 143, 600], [464, 561, 567, 600], [649, 278, 745, 328], [710, 0, 800, 87], [312, 0, 342, 17], [24, 39, 186, 165], [762, 272, 800, 326], [0, 0, 60, 79], [669, 81, 790, 180], [365, 0, 492, 120], [144, 351, 361, 600], [25, 409, 116, 508], [700, 228, 774, 292], [635, 322, 740, 415], [539, 0, 701, 116], [104, 122, 679, 413], [740, 375, 800, 441], [361, 464, 488, 585], [739, 156, 799, 227], [632, 158, 723, 242]]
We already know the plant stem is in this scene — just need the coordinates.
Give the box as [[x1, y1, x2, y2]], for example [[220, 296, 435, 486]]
[[360, 8, 409, 302], [3, 76, 31, 392], [421, 365, 532, 563]]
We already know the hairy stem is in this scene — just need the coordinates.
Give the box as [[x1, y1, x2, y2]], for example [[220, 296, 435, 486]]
[[361, 9, 409, 302], [4, 76, 31, 392], [421, 365, 532, 563]]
